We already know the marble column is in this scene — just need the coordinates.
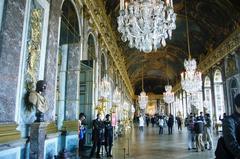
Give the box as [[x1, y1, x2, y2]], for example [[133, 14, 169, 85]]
[[30, 122, 48, 159], [65, 44, 80, 120]]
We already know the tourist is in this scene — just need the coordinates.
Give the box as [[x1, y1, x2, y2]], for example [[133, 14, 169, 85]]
[[194, 116, 204, 152], [139, 115, 144, 132], [89, 113, 105, 158], [158, 116, 164, 135], [78, 113, 86, 155], [104, 114, 113, 157], [204, 113, 213, 150], [167, 114, 174, 134], [219, 94, 240, 158]]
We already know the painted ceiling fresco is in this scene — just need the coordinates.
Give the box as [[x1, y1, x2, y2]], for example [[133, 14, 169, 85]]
[[104, 0, 240, 94]]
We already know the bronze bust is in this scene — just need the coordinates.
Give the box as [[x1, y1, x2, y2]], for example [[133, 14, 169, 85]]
[[27, 80, 48, 122]]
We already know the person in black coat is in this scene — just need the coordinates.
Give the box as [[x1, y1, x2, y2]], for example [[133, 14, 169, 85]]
[[151, 116, 155, 127], [167, 114, 174, 134], [89, 113, 105, 158], [104, 114, 113, 157]]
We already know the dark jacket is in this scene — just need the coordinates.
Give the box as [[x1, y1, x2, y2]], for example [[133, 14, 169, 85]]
[[167, 116, 174, 127], [104, 120, 113, 138], [92, 119, 105, 142], [104, 120, 113, 145], [194, 120, 204, 134], [222, 113, 240, 158]]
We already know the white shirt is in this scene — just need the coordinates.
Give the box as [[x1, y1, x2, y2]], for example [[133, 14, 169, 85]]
[[159, 118, 164, 126], [139, 116, 144, 127]]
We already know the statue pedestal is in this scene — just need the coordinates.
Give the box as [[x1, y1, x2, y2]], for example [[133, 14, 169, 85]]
[[30, 122, 49, 159]]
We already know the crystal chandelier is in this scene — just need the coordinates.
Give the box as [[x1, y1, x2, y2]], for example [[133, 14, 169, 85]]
[[138, 66, 148, 109], [117, 0, 176, 53], [181, 59, 202, 93], [163, 57, 174, 104], [180, 0, 202, 94], [163, 85, 174, 104], [113, 87, 121, 104], [99, 75, 111, 98]]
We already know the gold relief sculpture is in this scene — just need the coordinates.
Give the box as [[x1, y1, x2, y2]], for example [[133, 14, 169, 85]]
[[226, 56, 237, 77], [26, 9, 42, 90]]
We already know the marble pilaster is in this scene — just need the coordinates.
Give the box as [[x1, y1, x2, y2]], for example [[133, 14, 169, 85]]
[[65, 44, 81, 120], [29, 122, 48, 159], [44, 0, 62, 122], [0, 0, 26, 122]]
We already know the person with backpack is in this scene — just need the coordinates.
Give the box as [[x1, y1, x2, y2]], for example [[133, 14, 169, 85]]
[[185, 115, 195, 150], [215, 94, 240, 159]]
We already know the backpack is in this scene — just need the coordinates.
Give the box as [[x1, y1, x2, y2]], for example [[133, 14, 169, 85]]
[[215, 115, 240, 159], [215, 136, 234, 159]]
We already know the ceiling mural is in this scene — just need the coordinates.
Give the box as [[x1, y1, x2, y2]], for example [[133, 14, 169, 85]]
[[104, 0, 240, 95]]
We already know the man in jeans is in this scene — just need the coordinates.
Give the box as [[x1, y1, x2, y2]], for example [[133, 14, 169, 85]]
[[204, 113, 213, 150], [194, 116, 204, 152]]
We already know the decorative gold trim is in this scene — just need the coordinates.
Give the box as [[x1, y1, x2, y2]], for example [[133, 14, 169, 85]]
[[62, 120, 78, 132], [26, 9, 42, 90], [134, 94, 163, 100], [0, 124, 21, 143], [46, 122, 58, 134], [83, 0, 134, 97]]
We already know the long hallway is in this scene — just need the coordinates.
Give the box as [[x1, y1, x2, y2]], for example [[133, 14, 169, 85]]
[[109, 125, 216, 159]]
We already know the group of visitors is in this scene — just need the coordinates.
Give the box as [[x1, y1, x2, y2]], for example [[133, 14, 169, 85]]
[[78, 113, 113, 158], [139, 114, 179, 135], [79, 94, 240, 159], [185, 112, 213, 152]]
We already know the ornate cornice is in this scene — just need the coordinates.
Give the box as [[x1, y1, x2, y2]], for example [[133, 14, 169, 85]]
[[83, 0, 134, 97], [198, 27, 240, 72], [173, 27, 240, 92]]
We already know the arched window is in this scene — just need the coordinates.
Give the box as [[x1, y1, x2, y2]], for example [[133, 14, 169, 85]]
[[56, 0, 80, 127], [60, 0, 80, 45], [87, 34, 95, 61], [214, 70, 225, 122], [204, 76, 213, 117]]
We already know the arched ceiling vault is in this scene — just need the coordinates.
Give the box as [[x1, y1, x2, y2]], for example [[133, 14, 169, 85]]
[[104, 0, 240, 94]]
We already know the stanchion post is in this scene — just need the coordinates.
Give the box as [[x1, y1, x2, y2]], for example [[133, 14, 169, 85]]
[[127, 138, 130, 156], [123, 148, 126, 159]]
